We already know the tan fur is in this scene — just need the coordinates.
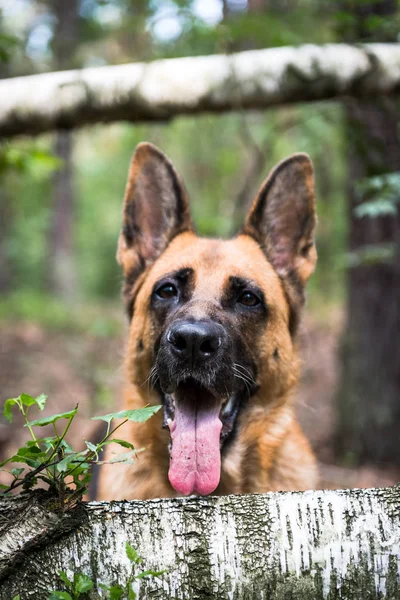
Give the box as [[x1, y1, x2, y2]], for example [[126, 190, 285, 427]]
[[98, 233, 318, 500]]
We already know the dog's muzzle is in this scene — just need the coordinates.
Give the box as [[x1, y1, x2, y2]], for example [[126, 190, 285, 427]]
[[166, 320, 225, 367]]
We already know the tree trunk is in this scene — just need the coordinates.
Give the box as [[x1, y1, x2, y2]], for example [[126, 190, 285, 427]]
[[336, 2, 400, 464], [48, 131, 77, 298], [0, 189, 12, 294], [1, 43, 400, 138], [0, 487, 399, 599], [47, 0, 78, 298]]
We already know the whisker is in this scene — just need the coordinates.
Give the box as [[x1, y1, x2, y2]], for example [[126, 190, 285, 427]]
[[141, 365, 158, 390], [232, 364, 255, 387], [233, 363, 254, 381]]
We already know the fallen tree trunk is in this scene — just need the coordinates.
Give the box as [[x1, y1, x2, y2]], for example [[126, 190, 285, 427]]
[[1, 43, 400, 138], [0, 486, 399, 599]]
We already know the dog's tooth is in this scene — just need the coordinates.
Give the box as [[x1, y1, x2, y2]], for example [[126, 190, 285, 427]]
[[167, 418, 176, 433]]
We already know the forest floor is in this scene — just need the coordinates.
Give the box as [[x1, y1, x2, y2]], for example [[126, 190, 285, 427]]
[[0, 306, 398, 495]]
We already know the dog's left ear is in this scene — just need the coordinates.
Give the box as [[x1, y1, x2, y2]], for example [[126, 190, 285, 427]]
[[117, 142, 193, 280], [243, 153, 317, 286]]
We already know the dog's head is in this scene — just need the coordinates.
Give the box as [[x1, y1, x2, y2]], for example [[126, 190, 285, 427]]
[[117, 142, 317, 496]]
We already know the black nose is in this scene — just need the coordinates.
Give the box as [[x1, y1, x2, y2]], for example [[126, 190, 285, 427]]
[[167, 321, 224, 364]]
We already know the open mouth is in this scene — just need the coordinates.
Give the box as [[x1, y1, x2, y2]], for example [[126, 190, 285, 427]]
[[161, 378, 240, 496]]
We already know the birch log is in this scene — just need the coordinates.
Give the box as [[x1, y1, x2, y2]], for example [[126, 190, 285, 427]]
[[0, 486, 399, 599], [1, 44, 400, 138]]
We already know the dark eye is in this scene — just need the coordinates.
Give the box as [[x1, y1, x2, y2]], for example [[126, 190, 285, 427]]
[[238, 290, 260, 307], [156, 283, 178, 300]]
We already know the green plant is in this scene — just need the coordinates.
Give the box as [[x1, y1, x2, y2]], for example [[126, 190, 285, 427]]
[[0, 393, 161, 505], [49, 542, 165, 600], [354, 172, 400, 219], [48, 572, 93, 600]]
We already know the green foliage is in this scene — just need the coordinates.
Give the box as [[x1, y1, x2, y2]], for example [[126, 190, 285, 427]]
[[350, 172, 400, 266], [346, 243, 396, 268], [354, 172, 400, 219], [354, 199, 397, 219], [48, 571, 93, 600], [0, 290, 123, 335], [2, 0, 388, 321], [0, 393, 161, 501], [0, 32, 19, 63], [49, 543, 165, 599]]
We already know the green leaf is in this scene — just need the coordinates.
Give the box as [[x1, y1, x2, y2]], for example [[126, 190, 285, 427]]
[[105, 585, 124, 600], [109, 451, 135, 465], [48, 593, 73, 600], [134, 569, 166, 579], [85, 440, 98, 454], [92, 405, 161, 425], [34, 393, 47, 410], [74, 573, 93, 594], [20, 393, 38, 407], [17, 446, 43, 456], [0, 483, 9, 490], [0, 444, 45, 468], [3, 398, 17, 423], [26, 407, 78, 427], [12, 596, 21, 600], [56, 451, 87, 473], [58, 571, 72, 588], [105, 438, 135, 450], [128, 585, 137, 600], [354, 199, 397, 219], [126, 542, 142, 564], [11, 467, 24, 478]]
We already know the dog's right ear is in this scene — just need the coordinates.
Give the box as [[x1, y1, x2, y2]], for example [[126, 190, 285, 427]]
[[117, 142, 193, 284]]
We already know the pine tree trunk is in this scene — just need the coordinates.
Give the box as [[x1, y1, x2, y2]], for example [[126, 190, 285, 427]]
[[336, 1, 400, 464], [0, 487, 399, 599]]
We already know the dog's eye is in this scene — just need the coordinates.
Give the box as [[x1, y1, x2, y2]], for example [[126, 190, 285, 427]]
[[156, 283, 178, 300], [238, 291, 260, 307]]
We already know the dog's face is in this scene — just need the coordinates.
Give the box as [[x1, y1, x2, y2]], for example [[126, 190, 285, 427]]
[[117, 143, 317, 496]]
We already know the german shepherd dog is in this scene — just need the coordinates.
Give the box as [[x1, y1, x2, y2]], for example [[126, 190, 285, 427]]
[[97, 142, 318, 500]]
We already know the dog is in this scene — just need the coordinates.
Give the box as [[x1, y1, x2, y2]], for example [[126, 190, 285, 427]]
[[97, 142, 318, 500]]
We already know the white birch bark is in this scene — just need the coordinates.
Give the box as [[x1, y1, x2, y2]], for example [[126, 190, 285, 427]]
[[1, 43, 400, 138], [0, 486, 399, 599]]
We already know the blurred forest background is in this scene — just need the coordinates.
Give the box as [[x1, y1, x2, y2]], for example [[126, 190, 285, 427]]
[[0, 0, 399, 492]]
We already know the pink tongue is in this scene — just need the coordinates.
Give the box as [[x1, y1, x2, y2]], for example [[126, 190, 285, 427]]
[[168, 387, 222, 496]]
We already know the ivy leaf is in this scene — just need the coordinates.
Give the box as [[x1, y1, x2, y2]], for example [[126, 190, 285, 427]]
[[74, 573, 93, 594], [126, 542, 142, 564], [26, 407, 78, 427], [92, 405, 161, 425]]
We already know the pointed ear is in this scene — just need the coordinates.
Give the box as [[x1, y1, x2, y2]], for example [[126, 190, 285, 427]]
[[117, 142, 193, 282], [243, 153, 317, 287]]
